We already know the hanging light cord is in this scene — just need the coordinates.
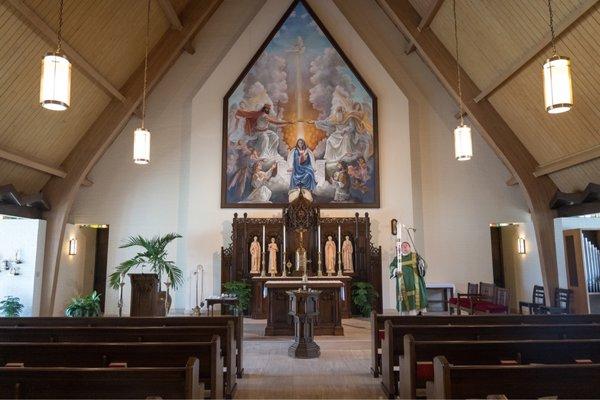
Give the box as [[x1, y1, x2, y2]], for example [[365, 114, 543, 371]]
[[141, 0, 151, 129], [56, 0, 64, 53], [547, 0, 557, 55], [452, 0, 464, 126]]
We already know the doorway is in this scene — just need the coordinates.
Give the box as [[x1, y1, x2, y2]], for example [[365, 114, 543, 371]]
[[78, 224, 109, 313]]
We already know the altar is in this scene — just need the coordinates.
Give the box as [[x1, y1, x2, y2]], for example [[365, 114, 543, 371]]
[[221, 192, 383, 335], [261, 278, 346, 336]]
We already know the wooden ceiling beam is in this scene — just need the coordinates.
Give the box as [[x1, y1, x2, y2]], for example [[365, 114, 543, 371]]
[[377, 0, 560, 299], [38, 0, 223, 316], [0, 147, 67, 179], [157, 0, 184, 30], [418, 0, 444, 31], [534, 144, 600, 177], [474, 0, 599, 103], [5, 0, 127, 103], [0, 147, 94, 187]]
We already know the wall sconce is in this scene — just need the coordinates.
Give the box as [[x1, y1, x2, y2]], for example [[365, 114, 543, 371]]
[[68, 238, 77, 255], [517, 237, 526, 254]]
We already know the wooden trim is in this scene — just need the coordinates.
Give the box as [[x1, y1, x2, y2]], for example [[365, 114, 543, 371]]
[[474, 0, 599, 103], [534, 144, 600, 177], [0, 204, 42, 219], [0, 147, 67, 178], [377, 0, 559, 298], [506, 176, 518, 186], [183, 40, 196, 55], [5, 0, 127, 103], [417, 0, 444, 31], [39, 0, 224, 316], [404, 41, 416, 54], [157, 0, 183, 31], [221, 0, 380, 209]]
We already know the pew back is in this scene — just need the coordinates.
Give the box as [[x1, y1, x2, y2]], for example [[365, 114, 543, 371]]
[[402, 336, 600, 398], [0, 316, 244, 378], [433, 356, 600, 399], [0, 357, 203, 399], [0, 339, 223, 399], [381, 321, 600, 397], [370, 310, 600, 377]]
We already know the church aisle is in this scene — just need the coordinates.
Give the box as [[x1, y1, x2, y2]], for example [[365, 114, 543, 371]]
[[236, 319, 385, 399]]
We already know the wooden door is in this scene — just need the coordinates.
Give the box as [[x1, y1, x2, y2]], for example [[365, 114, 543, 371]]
[[563, 229, 590, 314]]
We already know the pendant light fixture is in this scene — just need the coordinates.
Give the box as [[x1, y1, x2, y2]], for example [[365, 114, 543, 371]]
[[40, 0, 71, 111], [452, 0, 472, 161], [543, 0, 573, 114], [133, 0, 152, 165]]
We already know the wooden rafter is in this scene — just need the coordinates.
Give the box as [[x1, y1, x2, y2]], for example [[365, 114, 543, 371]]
[[418, 0, 444, 31], [38, 0, 223, 316], [534, 144, 600, 177], [0, 147, 66, 178], [0, 147, 93, 187], [474, 0, 599, 103], [377, 0, 560, 298], [157, 0, 184, 30], [5, 0, 127, 103]]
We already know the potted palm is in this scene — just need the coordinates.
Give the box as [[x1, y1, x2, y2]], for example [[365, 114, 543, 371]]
[[109, 233, 184, 314], [0, 296, 24, 317]]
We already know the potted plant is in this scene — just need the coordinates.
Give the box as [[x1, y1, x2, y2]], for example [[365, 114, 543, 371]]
[[352, 281, 379, 317], [0, 296, 24, 317], [222, 281, 251, 315], [109, 233, 184, 289], [65, 291, 102, 317]]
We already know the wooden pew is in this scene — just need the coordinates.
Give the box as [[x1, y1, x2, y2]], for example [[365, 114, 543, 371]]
[[0, 357, 203, 399], [0, 339, 224, 399], [401, 336, 600, 398], [381, 321, 600, 397], [0, 315, 244, 378], [433, 356, 600, 399], [0, 324, 236, 397], [370, 310, 600, 377]]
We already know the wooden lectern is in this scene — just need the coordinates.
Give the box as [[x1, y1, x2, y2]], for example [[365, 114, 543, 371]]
[[129, 273, 160, 316], [287, 289, 321, 359]]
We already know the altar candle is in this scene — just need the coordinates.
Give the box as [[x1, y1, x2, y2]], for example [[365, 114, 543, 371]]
[[283, 223, 286, 250], [262, 225, 266, 250], [317, 224, 321, 250], [338, 225, 341, 249], [396, 220, 402, 242]]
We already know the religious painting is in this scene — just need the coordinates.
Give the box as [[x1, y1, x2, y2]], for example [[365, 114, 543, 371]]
[[221, 0, 379, 208]]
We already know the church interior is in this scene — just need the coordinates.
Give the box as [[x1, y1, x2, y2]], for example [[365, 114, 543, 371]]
[[1, 0, 600, 398]]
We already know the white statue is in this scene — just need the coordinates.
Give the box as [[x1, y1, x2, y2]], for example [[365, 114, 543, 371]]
[[325, 235, 336, 275], [268, 238, 279, 276], [342, 236, 354, 273], [250, 236, 261, 274]]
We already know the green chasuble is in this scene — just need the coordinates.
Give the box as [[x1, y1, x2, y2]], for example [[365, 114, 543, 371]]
[[389, 252, 428, 312]]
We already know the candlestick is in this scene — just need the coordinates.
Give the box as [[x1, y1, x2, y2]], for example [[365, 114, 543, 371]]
[[337, 250, 343, 277], [164, 280, 172, 316], [338, 225, 341, 249], [317, 251, 323, 277], [262, 225, 266, 249], [118, 273, 125, 317], [192, 265, 202, 316], [281, 255, 287, 277]]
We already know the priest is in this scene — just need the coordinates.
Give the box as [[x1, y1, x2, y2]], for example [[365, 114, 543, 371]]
[[389, 241, 428, 314]]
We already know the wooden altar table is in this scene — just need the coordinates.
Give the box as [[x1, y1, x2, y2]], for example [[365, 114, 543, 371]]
[[262, 279, 345, 336]]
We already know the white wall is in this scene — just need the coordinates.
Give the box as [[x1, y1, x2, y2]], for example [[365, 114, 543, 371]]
[[53, 224, 97, 315], [0, 217, 46, 316], [501, 224, 543, 310], [68, 0, 535, 315]]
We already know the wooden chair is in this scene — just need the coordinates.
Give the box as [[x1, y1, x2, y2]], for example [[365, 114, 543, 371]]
[[519, 285, 545, 314], [448, 283, 479, 314], [539, 288, 572, 314]]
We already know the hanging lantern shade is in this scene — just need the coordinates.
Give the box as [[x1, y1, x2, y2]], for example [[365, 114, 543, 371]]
[[454, 124, 472, 161], [40, 52, 71, 111], [133, 128, 151, 165], [543, 55, 572, 114]]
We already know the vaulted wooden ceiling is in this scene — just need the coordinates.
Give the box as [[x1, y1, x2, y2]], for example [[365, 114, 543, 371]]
[[0, 0, 598, 198], [411, 0, 599, 193]]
